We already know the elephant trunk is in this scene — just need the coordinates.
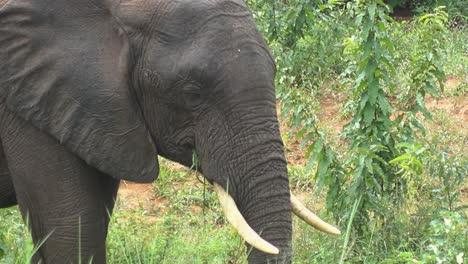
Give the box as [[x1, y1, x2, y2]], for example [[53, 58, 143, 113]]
[[196, 103, 293, 263], [236, 152, 292, 264]]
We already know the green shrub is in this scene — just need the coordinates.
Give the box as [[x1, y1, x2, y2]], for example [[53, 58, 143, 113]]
[[420, 210, 466, 263]]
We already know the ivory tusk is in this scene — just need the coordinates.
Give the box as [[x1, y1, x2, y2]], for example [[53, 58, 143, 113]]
[[291, 194, 341, 235], [213, 183, 280, 255]]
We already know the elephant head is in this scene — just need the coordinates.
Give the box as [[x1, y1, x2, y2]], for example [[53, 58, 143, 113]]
[[0, 0, 339, 262]]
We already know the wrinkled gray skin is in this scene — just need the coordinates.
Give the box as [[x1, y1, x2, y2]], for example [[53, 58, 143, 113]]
[[0, 0, 292, 263]]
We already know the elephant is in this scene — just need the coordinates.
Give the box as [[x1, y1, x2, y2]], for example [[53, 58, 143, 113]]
[[0, 0, 340, 263]]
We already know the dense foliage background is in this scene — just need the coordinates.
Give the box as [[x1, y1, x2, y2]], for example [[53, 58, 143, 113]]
[[1, 0, 466, 263], [247, 0, 466, 262]]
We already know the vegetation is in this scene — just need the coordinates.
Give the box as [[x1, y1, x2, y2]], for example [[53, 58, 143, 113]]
[[252, 0, 466, 262], [1, 0, 466, 263]]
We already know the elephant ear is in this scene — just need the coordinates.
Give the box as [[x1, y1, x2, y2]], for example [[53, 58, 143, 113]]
[[0, 0, 158, 182]]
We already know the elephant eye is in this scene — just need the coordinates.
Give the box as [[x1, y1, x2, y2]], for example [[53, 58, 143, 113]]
[[183, 86, 203, 109]]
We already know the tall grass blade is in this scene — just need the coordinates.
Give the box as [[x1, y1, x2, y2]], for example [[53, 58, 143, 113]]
[[339, 194, 362, 264]]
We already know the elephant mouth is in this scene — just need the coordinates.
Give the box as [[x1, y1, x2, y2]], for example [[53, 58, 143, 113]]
[[212, 182, 341, 255]]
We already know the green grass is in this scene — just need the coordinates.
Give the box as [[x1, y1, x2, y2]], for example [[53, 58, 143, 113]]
[[107, 208, 246, 264], [0, 156, 466, 263], [0, 163, 343, 264], [0, 208, 35, 264]]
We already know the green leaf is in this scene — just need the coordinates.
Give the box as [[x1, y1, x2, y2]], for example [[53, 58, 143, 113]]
[[363, 39, 374, 59], [368, 3, 376, 23], [377, 91, 390, 115], [368, 78, 379, 105], [317, 154, 331, 179], [390, 154, 410, 164], [295, 127, 309, 140], [299, 132, 315, 149], [363, 102, 375, 126], [359, 93, 369, 110], [415, 147, 427, 155], [307, 138, 324, 163], [365, 59, 377, 82], [356, 13, 364, 26], [365, 158, 374, 174]]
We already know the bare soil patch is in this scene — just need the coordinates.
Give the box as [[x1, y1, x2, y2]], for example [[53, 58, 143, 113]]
[[117, 181, 170, 220]]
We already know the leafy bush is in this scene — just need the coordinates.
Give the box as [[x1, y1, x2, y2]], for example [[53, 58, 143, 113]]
[[420, 210, 466, 263], [250, 0, 465, 262]]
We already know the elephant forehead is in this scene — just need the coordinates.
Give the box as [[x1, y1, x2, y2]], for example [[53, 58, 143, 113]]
[[174, 0, 248, 14], [152, 0, 252, 41]]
